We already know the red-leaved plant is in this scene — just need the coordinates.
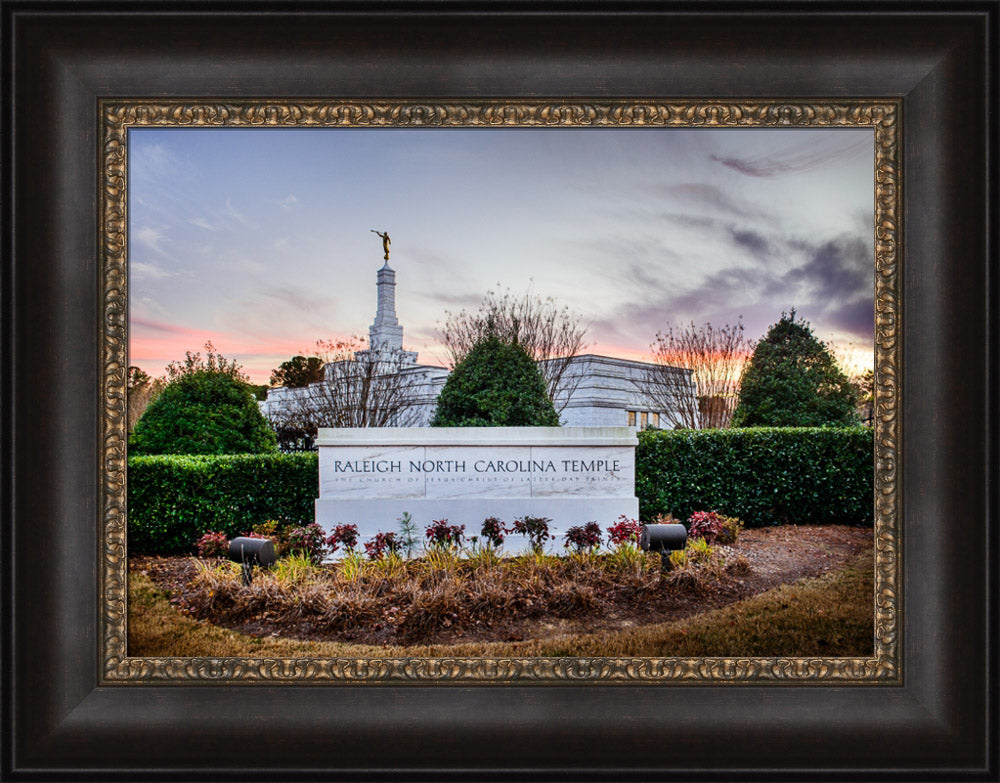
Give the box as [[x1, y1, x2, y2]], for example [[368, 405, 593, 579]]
[[285, 522, 326, 563], [195, 531, 229, 558], [687, 511, 725, 544], [606, 515, 643, 547], [425, 519, 465, 550], [511, 516, 551, 554], [563, 521, 603, 553], [326, 523, 359, 554], [364, 531, 401, 560], [480, 517, 506, 549]]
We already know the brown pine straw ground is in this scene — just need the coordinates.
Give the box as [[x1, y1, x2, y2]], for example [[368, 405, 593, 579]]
[[129, 525, 874, 658]]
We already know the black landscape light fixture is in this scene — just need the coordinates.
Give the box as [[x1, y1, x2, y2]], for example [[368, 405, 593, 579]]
[[639, 523, 688, 573], [228, 536, 277, 586]]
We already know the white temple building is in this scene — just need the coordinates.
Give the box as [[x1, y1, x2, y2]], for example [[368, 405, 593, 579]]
[[260, 258, 695, 445]]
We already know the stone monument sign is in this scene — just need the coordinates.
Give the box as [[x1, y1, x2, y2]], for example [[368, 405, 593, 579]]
[[315, 426, 639, 551]]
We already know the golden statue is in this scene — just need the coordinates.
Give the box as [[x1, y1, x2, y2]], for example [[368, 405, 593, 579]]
[[370, 229, 391, 261]]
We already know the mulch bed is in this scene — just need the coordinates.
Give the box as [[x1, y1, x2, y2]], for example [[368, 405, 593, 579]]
[[131, 525, 872, 647]]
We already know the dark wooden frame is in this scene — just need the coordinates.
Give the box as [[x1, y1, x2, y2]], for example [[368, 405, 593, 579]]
[[2, 1, 995, 778]]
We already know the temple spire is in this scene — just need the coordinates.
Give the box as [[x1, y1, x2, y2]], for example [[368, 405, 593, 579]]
[[369, 261, 404, 352], [360, 232, 417, 364]]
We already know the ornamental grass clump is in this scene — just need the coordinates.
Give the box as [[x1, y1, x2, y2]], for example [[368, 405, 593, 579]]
[[548, 582, 600, 617], [420, 543, 462, 578], [605, 517, 648, 576], [270, 551, 321, 586], [664, 534, 736, 593], [188, 558, 241, 612], [319, 587, 383, 634], [466, 544, 502, 571], [338, 549, 367, 582], [374, 550, 408, 579], [716, 514, 744, 546], [685, 536, 714, 563]]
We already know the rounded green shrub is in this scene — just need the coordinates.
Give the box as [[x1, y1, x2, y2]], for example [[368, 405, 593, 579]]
[[130, 370, 277, 455], [431, 335, 559, 427]]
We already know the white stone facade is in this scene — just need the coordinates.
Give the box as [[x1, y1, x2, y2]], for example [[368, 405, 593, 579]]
[[315, 426, 639, 552], [260, 260, 696, 435]]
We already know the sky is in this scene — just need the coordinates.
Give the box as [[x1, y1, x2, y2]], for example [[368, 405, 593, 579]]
[[128, 127, 875, 385]]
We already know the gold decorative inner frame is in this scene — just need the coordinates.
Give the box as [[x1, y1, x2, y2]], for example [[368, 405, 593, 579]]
[[101, 100, 900, 683]]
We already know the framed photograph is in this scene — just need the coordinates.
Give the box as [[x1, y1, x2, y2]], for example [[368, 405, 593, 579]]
[[119, 112, 887, 670], [3, 1, 995, 779]]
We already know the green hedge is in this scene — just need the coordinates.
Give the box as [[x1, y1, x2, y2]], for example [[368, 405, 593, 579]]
[[128, 453, 318, 555], [128, 428, 873, 554], [635, 427, 874, 527]]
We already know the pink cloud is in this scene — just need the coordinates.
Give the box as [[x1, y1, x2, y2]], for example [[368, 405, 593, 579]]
[[585, 342, 651, 364], [129, 321, 647, 386], [129, 327, 361, 385], [130, 317, 207, 337]]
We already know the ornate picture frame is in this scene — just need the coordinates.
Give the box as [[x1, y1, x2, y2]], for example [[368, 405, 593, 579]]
[[4, 2, 994, 778], [103, 99, 900, 683]]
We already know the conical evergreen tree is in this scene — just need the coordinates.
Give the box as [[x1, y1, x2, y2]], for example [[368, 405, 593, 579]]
[[431, 335, 559, 427], [732, 310, 860, 427]]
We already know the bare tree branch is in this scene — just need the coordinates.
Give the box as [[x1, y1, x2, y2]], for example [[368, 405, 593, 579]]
[[436, 287, 589, 414], [264, 341, 425, 448], [127, 366, 166, 434], [636, 319, 751, 429], [165, 340, 248, 382]]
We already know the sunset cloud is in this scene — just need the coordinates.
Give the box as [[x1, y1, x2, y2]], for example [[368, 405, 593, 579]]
[[129, 127, 874, 383]]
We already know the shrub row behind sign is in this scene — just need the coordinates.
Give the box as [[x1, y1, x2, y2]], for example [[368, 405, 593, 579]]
[[635, 426, 874, 527], [129, 453, 318, 555], [129, 427, 873, 555]]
